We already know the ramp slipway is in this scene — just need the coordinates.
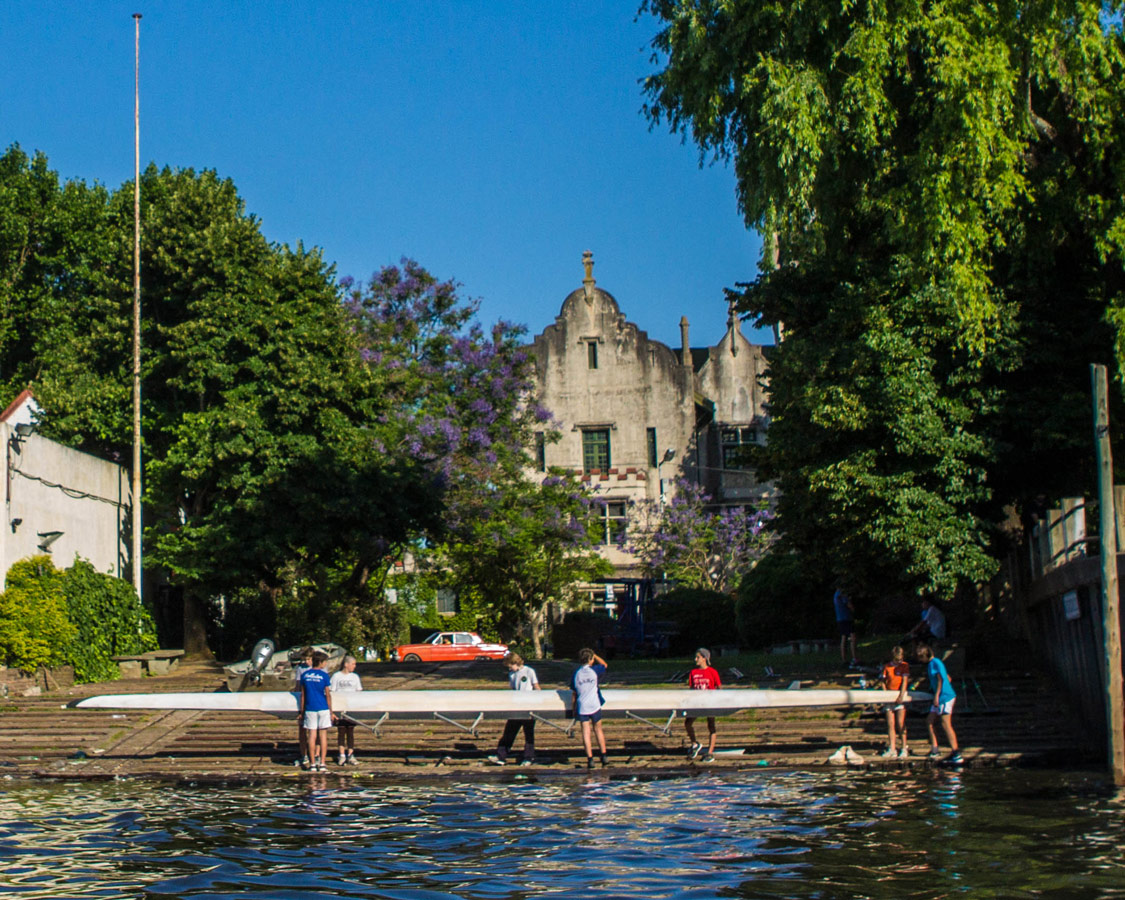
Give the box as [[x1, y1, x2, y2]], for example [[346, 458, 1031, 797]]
[[73, 687, 932, 721]]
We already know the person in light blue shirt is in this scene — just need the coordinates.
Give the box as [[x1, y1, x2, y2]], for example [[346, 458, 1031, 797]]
[[917, 643, 961, 765]]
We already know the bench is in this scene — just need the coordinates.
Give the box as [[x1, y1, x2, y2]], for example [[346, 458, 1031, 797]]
[[111, 649, 185, 678]]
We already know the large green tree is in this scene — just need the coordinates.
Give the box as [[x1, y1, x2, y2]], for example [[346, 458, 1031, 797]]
[[642, 1, 1125, 598]]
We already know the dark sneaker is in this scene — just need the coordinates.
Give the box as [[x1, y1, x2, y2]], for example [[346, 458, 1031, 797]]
[[586, 757, 595, 769], [945, 751, 964, 765], [600, 755, 609, 768], [701, 753, 715, 763], [688, 742, 703, 759]]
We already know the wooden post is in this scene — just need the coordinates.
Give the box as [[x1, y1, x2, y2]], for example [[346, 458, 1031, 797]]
[[1091, 364, 1125, 786]]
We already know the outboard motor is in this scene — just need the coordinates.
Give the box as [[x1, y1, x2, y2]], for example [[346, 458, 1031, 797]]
[[247, 638, 275, 686]]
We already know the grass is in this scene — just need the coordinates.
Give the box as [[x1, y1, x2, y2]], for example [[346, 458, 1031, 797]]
[[596, 634, 907, 681]]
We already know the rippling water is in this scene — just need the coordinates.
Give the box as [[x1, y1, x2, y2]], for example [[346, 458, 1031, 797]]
[[1, 768, 1123, 899]]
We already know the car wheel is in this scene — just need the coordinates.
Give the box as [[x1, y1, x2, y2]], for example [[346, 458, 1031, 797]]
[[403, 653, 421, 663]]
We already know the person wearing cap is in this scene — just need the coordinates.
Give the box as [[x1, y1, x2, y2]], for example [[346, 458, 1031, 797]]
[[685, 647, 722, 762]]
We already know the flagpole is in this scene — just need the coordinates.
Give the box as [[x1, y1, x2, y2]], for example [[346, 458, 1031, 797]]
[[132, 12, 143, 603]]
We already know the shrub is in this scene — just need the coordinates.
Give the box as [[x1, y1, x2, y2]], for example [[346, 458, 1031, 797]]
[[652, 587, 736, 655], [0, 556, 77, 673], [62, 559, 159, 683], [735, 550, 833, 649]]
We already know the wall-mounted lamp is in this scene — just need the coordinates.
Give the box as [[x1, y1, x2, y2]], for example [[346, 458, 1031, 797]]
[[37, 530, 63, 552], [14, 422, 36, 439], [10, 518, 21, 533]]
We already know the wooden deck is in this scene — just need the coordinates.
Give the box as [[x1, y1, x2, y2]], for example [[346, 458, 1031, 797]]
[[0, 657, 1095, 783]]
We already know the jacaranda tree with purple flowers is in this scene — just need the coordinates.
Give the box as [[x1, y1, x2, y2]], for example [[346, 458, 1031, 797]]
[[622, 479, 774, 594], [345, 261, 607, 652]]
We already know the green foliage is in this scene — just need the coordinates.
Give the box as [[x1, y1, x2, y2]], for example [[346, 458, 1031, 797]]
[[0, 556, 76, 673], [61, 559, 158, 683], [735, 550, 833, 649], [433, 470, 612, 657], [642, 1, 1125, 599], [652, 587, 735, 654]]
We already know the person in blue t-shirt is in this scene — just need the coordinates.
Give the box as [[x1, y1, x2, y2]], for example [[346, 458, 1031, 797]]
[[298, 650, 333, 773], [571, 648, 608, 768], [917, 642, 961, 765]]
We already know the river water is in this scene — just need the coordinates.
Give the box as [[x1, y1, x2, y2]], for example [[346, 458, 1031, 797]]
[[1, 768, 1122, 899]]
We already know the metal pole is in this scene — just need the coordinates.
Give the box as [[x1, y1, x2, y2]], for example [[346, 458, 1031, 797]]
[[132, 13, 143, 603], [1091, 363, 1125, 786]]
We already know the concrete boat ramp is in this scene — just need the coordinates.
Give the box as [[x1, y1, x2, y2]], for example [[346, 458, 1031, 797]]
[[0, 658, 1093, 783]]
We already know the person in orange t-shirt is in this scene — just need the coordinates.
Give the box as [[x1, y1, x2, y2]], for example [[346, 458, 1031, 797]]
[[879, 645, 911, 759]]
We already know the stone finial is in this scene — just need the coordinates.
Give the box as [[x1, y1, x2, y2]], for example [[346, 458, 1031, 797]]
[[680, 316, 690, 365], [727, 298, 740, 356], [582, 250, 595, 303]]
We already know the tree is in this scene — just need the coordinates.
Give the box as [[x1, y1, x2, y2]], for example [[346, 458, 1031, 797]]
[[622, 479, 772, 594], [642, 1, 1125, 598], [438, 471, 612, 658]]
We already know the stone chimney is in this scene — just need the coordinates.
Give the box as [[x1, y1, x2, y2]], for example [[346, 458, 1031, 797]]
[[680, 316, 690, 366], [727, 299, 740, 357]]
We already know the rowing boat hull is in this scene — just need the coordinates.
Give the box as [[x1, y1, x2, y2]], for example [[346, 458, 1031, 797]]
[[73, 688, 931, 720]]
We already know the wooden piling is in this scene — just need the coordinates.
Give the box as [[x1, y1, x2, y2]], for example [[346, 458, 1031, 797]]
[[1090, 364, 1125, 786]]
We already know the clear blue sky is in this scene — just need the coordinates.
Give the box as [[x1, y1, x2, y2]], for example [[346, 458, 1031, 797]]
[[1, 1, 770, 349]]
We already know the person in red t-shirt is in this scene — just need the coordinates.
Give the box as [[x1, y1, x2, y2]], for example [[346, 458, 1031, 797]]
[[879, 645, 911, 759], [685, 647, 722, 762]]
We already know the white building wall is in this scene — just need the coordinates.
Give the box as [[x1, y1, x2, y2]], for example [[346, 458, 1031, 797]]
[[1, 424, 131, 590]]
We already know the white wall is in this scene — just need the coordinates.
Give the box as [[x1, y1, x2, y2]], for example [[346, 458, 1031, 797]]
[[1, 424, 131, 590]]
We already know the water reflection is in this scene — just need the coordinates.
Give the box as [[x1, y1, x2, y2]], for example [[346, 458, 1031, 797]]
[[0, 769, 1122, 898]]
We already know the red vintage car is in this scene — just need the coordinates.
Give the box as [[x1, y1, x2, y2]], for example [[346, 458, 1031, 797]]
[[392, 631, 509, 663]]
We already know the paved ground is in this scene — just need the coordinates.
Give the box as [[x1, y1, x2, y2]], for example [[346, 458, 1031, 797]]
[[0, 656, 1094, 783]]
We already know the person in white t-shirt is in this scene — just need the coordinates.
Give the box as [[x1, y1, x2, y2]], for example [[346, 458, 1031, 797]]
[[488, 653, 540, 766], [329, 655, 362, 765], [907, 599, 947, 649]]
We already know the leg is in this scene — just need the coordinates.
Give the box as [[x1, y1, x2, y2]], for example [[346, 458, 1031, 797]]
[[685, 716, 698, 745], [705, 717, 717, 755], [520, 720, 535, 761], [885, 708, 896, 749], [927, 710, 941, 750], [940, 713, 959, 752], [345, 724, 355, 753], [593, 721, 607, 756], [895, 708, 907, 751], [318, 727, 329, 766], [581, 720, 593, 759], [497, 719, 521, 762], [306, 724, 319, 765]]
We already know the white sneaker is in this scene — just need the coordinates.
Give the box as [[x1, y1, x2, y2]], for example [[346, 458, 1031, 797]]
[[338, 753, 347, 766], [486, 755, 505, 766], [346, 754, 358, 766], [844, 747, 865, 764], [880, 747, 897, 759], [827, 746, 850, 765], [898, 747, 910, 759]]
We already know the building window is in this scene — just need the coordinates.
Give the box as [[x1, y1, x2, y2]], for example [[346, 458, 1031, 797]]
[[594, 499, 628, 545], [587, 341, 599, 369], [436, 588, 458, 615], [721, 426, 758, 469], [582, 428, 610, 472], [535, 432, 546, 472], [647, 427, 658, 468]]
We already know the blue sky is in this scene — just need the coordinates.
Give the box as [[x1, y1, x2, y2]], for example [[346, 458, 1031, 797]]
[[1, 2, 769, 349]]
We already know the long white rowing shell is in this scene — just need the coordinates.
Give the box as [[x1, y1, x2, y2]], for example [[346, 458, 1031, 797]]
[[73, 688, 932, 724]]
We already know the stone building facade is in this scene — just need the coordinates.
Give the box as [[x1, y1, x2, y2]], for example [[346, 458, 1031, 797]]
[[529, 253, 773, 582]]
